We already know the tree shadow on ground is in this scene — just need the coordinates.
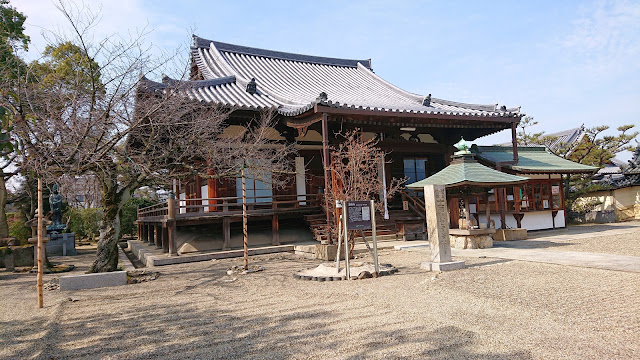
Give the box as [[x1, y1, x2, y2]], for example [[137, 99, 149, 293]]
[[493, 240, 575, 249]]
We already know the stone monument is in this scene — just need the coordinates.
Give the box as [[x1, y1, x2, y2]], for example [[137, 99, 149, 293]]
[[420, 184, 465, 271], [45, 184, 77, 256]]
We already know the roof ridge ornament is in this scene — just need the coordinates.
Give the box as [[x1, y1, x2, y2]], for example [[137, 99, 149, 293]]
[[500, 105, 507, 112], [422, 94, 431, 107], [317, 92, 328, 103], [454, 137, 471, 155], [246, 78, 257, 94]]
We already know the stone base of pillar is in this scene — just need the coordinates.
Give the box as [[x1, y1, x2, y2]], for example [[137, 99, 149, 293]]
[[420, 261, 465, 272]]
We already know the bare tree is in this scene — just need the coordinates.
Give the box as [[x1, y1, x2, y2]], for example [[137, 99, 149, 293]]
[[14, 2, 295, 272], [322, 130, 404, 257]]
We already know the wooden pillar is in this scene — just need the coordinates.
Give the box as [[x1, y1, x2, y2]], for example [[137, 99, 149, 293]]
[[498, 188, 507, 229], [511, 122, 519, 162], [485, 194, 491, 228], [321, 112, 332, 243], [272, 214, 280, 246], [167, 197, 178, 256], [144, 224, 153, 244], [141, 224, 147, 242], [222, 217, 231, 250], [162, 226, 169, 253], [154, 225, 161, 249]]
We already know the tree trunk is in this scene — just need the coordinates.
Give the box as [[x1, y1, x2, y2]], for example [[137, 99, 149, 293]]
[[0, 173, 10, 238], [89, 179, 133, 273]]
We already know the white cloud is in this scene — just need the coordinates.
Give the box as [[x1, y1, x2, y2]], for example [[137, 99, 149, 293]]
[[561, 0, 640, 77]]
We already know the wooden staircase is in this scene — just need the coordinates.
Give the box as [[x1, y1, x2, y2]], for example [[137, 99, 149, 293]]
[[303, 203, 424, 243]]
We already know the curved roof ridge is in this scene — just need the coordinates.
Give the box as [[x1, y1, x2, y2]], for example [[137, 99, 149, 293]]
[[432, 98, 498, 112], [193, 35, 371, 69], [163, 75, 237, 88], [355, 63, 424, 103]]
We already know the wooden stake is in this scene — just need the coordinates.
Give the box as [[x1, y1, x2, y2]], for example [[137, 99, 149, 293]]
[[242, 167, 248, 270], [37, 178, 43, 309]]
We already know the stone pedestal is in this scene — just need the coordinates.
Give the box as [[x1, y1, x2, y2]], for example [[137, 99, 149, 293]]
[[449, 228, 495, 249], [47, 233, 77, 256], [421, 185, 465, 272], [28, 237, 49, 266]]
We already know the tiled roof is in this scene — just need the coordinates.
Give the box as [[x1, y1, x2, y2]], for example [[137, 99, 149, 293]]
[[544, 125, 587, 151], [406, 155, 528, 189], [474, 146, 598, 174], [180, 35, 523, 118]]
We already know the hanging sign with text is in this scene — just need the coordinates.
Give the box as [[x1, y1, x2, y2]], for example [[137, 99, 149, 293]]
[[346, 201, 372, 230]]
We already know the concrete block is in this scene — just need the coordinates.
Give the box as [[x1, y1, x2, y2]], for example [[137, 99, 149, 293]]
[[494, 229, 527, 241], [420, 261, 465, 272], [59, 271, 127, 291]]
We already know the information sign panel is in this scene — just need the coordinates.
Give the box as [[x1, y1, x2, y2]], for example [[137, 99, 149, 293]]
[[346, 201, 372, 230]]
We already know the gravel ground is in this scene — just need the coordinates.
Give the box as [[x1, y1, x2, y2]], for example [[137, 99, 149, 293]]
[[1, 239, 639, 359], [521, 221, 640, 256]]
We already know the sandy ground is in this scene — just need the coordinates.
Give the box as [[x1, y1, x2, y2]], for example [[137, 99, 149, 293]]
[[521, 221, 640, 256], [1, 227, 640, 359]]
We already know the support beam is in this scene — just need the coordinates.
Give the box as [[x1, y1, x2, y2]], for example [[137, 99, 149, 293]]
[[222, 217, 231, 250], [154, 225, 161, 249], [321, 112, 332, 243], [162, 226, 169, 253], [272, 214, 280, 246], [498, 188, 507, 229], [147, 224, 154, 244], [167, 196, 178, 256], [485, 194, 491, 228], [511, 122, 519, 163]]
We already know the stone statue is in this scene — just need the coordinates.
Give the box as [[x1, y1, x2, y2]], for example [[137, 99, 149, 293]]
[[46, 184, 66, 233]]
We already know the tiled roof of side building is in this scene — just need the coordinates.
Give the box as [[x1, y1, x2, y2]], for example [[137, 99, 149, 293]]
[[473, 145, 598, 174], [185, 35, 523, 118], [406, 155, 528, 189]]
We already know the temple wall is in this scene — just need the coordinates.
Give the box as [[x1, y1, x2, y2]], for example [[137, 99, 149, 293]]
[[576, 186, 640, 222], [476, 210, 564, 231]]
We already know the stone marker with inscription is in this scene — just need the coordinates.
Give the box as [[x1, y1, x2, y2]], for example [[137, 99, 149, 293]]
[[420, 184, 465, 271]]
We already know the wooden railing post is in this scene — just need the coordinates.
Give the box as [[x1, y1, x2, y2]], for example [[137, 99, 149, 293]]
[[167, 196, 178, 256]]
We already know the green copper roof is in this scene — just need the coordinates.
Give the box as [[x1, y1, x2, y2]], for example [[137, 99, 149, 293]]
[[406, 155, 529, 189], [474, 145, 598, 174]]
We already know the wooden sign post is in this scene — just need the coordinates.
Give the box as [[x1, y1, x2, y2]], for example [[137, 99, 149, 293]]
[[37, 179, 43, 308], [343, 200, 380, 279]]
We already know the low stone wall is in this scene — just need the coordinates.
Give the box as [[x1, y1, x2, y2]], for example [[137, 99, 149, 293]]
[[59, 271, 127, 291], [0, 246, 35, 268]]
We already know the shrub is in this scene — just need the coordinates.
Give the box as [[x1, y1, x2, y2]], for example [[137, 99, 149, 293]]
[[119, 197, 156, 237], [65, 208, 102, 240], [8, 213, 31, 245]]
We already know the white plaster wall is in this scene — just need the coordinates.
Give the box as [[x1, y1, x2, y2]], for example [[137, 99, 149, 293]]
[[179, 193, 186, 214], [520, 211, 555, 230], [295, 157, 306, 205], [201, 185, 209, 212], [476, 210, 564, 230]]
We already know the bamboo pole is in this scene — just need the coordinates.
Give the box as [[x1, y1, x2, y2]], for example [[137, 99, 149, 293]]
[[242, 167, 248, 270], [371, 199, 379, 274], [37, 179, 43, 308]]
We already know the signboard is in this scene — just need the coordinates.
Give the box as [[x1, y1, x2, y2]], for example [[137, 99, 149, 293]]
[[551, 185, 560, 195], [346, 201, 372, 230], [402, 200, 409, 211]]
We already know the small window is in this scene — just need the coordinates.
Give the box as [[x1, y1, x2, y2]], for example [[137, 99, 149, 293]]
[[404, 158, 428, 186]]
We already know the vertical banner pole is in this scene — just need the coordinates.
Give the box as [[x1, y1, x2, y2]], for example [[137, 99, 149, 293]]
[[371, 200, 379, 274], [37, 179, 43, 308], [335, 209, 342, 271], [343, 201, 350, 280], [242, 167, 248, 270]]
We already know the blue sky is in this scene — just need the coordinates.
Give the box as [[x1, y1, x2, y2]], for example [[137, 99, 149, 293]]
[[15, 0, 640, 160]]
